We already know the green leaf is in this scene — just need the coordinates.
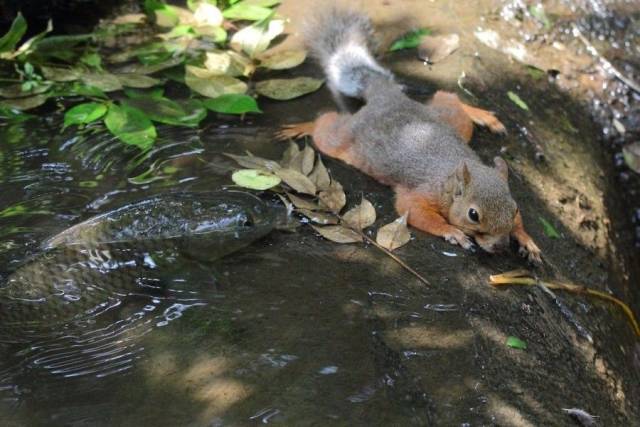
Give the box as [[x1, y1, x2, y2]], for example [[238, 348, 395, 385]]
[[389, 28, 431, 52], [232, 169, 281, 190], [203, 94, 261, 114], [80, 52, 102, 69], [506, 336, 527, 350], [104, 103, 157, 150], [222, 3, 272, 21], [529, 5, 551, 30], [144, 0, 165, 15], [12, 19, 52, 58], [243, 0, 281, 6], [154, 5, 180, 27], [80, 72, 123, 92], [0, 13, 27, 54], [0, 94, 48, 110], [507, 91, 529, 111], [255, 77, 323, 100], [539, 217, 560, 239], [68, 82, 108, 99], [116, 73, 162, 88], [185, 65, 247, 98], [64, 102, 108, 129], [124, 97, 206, 127], [188, 0, 217, 12], [124, 87, 165, 99], [40, 65, 81, 82]]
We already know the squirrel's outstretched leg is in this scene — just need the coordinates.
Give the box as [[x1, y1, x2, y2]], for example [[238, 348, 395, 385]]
[[395, 186, 475, 250], [511, 212, 542, 264], [427, 91, 506, 142]]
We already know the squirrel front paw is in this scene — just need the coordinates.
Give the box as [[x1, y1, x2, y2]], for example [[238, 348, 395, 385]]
[[443, 228, 476, 251], [518, 239, 542, 264]]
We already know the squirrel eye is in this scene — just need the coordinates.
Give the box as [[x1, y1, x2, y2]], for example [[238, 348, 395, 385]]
[[468, 208, 479, 223]]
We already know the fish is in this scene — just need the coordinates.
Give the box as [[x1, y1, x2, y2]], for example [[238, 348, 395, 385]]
[[0, 190, 278, 327]]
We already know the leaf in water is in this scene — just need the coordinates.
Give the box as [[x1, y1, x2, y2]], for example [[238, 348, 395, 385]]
[[205, 50, 254, 77], [308, 155, 331, 191], [0, 13, 27, 54], [318, 180, 346, 213], [68, 82, 108, 99], [297, 209, 338, 225], [285, 192, 319, 210], [342, 198, 376, 230], [275, 168, 317, 195], [12, 19, 52, 58], [116, 73, 162, 88], [64, 102, 108, 129], [155, 5, 180, 27], [311, 225, 362, 244], [80, 52, 102, 70], [222, 3, 273, 21], [104, 103, 157, 150], [507, 91, 529, 111], [224, 152, 281, 171], [622, 142, 640, 174], [418, 34, 459, 64], [125, 87, 165, 99], [539, 217, 560, 239], [203, 94, 261, 114], [193, 25, 227, 42], [376, 214, 411, 251], [0, 82, 52, 98], [117, 56, 184, 75], [255, 77, 324, 101], [281, 141, 300, 166], [506, 336, 527, 350], [389, 28, 431, 52], [258, 49, 307, 70], [232, 169, 281, 190], [81, 72, 123, 92], [123, 97, 185, 124], [40, 65, 81, 82], [288, 143, 315, 175], [185, 65, 247, 98], [0, 94, 48, 110], [230, 19, 284, 58], [192, 2, 223, 27]]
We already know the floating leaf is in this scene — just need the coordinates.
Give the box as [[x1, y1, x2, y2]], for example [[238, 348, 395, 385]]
[[622, 142, 640, 174], [318, 180, 346, 213], [0, 82, 51, 98], [0, 94, 48, 110], [116, 73, 162, 88], [230, 18, 284, 58], [258, 49, 307, 70], [118, 56, 184, 75], [297, 209, 338, 225], [507, 91, 529, 111], [275, 168, 317, 195], [193, 2, 223, 26], [376, 214, 411, 251], [123, 97, 187, 126], [40, 65, 81, 82], [81, 72, 123, 92], [64, 102, 107, 129], [203, 94, 261, 114], [418, 33, 459, 63], [222, 3, 272, 21], [389, 28, 431, 52], [285, 192, 319, 210], [104, 103, 157, 150], [0, 13, 27, 54], [342, 198, 376, 230], [539, 217, 560, 238], [506, 336, 527, 350], [308, 156, 331, 191], [311, 225, 362, 244], [232, 169, 281, 190], [224, 153, 281, 171], [255, 77, 324, 100], [185, 65, 247, 98]]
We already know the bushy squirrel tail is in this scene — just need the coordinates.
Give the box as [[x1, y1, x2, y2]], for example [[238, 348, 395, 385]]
[[303, 8, 396, 105]]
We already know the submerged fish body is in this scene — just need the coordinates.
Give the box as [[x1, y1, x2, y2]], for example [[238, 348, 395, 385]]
[[0, 191, 277, 326]]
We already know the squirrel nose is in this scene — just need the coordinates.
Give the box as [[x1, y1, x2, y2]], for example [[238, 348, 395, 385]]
[[475, 233, 509, 253]]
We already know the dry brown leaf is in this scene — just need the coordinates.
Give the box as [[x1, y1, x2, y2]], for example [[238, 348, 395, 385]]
[[224, 153, 281, 171], [376, 214, 411, 251], [318, 180, 346, 213], [281, 141, 300, 166], [308, 155, 331, 191], [311, 225, 362, 244], [342, 197, 376, 230], [276, 193, 294, 215], [297, 209, 339, 225], [285, 192, 320, 210], [288, 143, 315, 175], [275, 168, 317, 195]]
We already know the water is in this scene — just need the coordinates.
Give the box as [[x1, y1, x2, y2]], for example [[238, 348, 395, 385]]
[[1, 0, 640, 425]]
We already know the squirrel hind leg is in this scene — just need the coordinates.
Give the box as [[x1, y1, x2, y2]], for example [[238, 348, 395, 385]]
[[459, 102, 507, 135], [275, 121, 315, 141], [427, 91, 475, 142]]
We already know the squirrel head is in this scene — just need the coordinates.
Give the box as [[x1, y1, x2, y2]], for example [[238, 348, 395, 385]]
[[444, 158, 517, 253]]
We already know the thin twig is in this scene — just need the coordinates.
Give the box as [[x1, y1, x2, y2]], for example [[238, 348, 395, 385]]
[[489, 270, 640, 337], [572, 24, 640, 93]]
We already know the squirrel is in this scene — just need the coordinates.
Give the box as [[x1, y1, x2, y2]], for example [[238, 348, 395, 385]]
[[277, 8, 541, 263]]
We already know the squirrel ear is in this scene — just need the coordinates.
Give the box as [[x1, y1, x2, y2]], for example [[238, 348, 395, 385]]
[[493, 157, 509, 181], [454, 161, 471, 196]]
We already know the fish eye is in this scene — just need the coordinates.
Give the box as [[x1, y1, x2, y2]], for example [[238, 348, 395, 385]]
[[468, 208, 479, 223]]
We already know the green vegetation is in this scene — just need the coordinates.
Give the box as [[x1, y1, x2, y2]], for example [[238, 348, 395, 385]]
[[0, 0, 323, 149]]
